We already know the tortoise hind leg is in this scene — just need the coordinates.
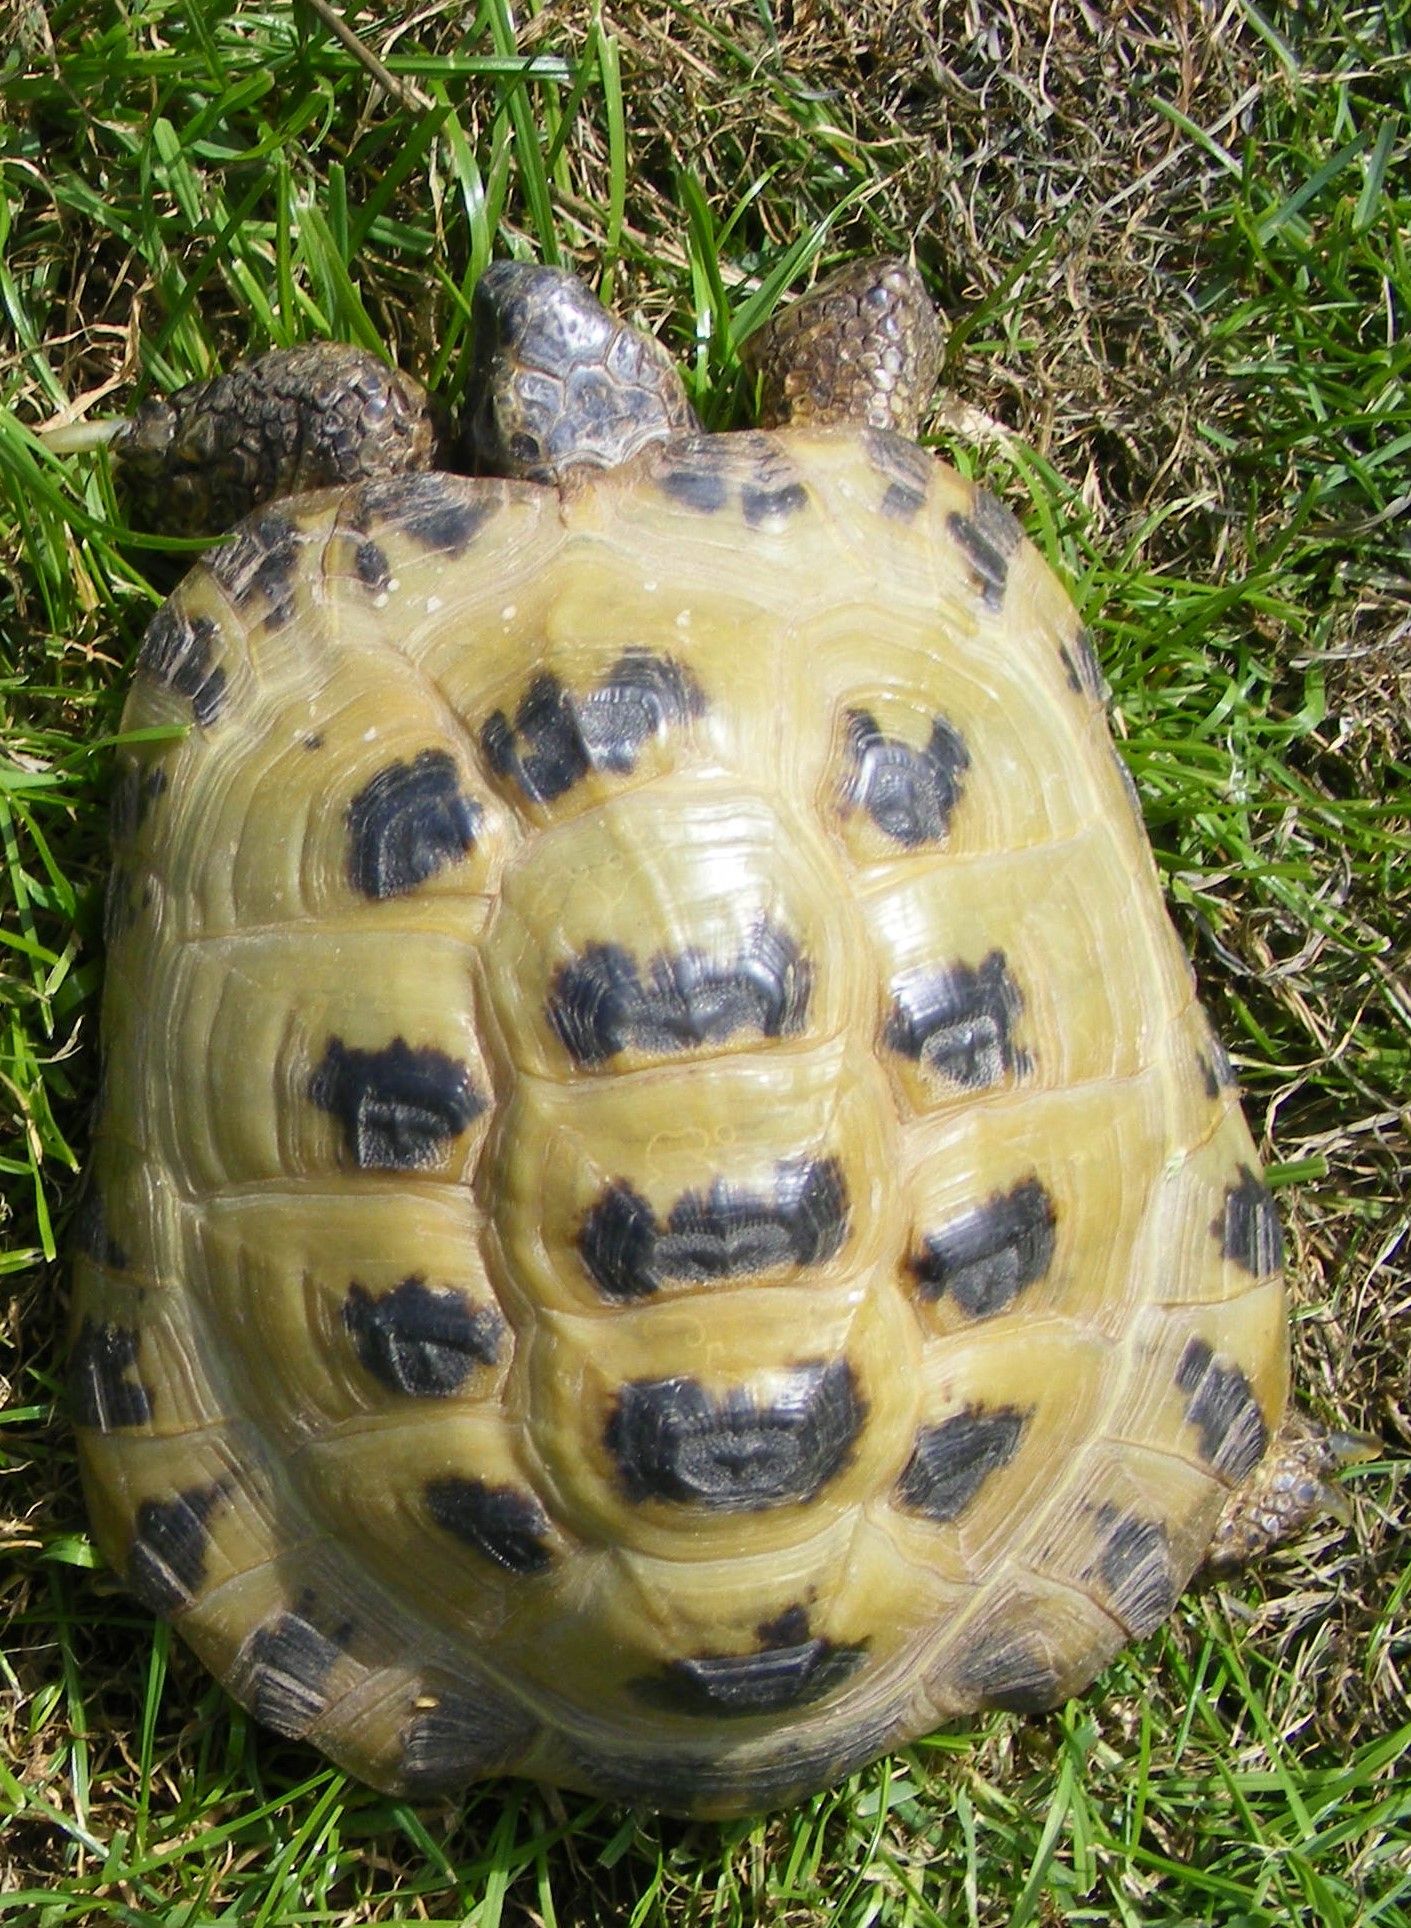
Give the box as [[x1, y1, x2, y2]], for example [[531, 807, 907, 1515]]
[[742, 257, 945, 439], [113, 344, 451, 539], [1202, 1408, 1379, 1573]]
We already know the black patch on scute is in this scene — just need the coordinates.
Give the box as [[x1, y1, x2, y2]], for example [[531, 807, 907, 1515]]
[[70, 1181, 129, 1271], [343, 1277, 504, 1396], [1199, 1030, 1238, 1099], [424, 1475, 553, 1574], [660, 465, 729, 514], [605, 1359, 864, 1510], [1096, 1509, 1177, 1637], [482, 674, 587, 803], [209, 507, 300, 627], [350, 473, 495, 556], [109, 763, 167, 844], [109, 764, 142, 844], [951, 1625, 1063, 1713], [127, 1483, 223, 1616], [398, 1686, 535, 1793], [911, 1178, 1056, 1318], [896, 1405, 1028, 1522], [1059, 627, 1107, 701], [579, 1158, 849, 1301], [345, 749, 482, 898], [69, 1318, 152, 1430], [547, 920, 812, 1067], [310, 1036, 484, 1170], [1175, 1338, 1269, 1481], [740, 480, 808, 525], [884, 950, 1028, 1090], [576, 651, 704, 770], [236, 1605, 350, 1738], [864, 429, 933, 520], [137, 604, 226, 724], [577, 1181, 658, 1301], [948, 489, 1023, 611], [1217, 1165, 1284, 1276], [634, 1607, 868, 1717], [482, 651, 704, 806], [102, 864, 136, 944], [842, 707, 970, 847], [354, 538, 391, 591]]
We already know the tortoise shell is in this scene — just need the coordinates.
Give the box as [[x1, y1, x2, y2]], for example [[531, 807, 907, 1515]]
[[71, 270, 1287, 1819]]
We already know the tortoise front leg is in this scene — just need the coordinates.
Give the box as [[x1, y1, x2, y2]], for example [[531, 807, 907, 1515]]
[[1203, 1409, 1379, 1572], [111, 343, 450, 538]]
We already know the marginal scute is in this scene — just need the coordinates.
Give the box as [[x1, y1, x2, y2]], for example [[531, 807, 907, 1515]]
[[947, 488, 1023, 611], [1058, 627, 1107, 702], [635, 1608, 868, 1717], [349, 472, 496, 555], [863, 428, 933, 519], [740, 478, 808, 525], [233, 1603, 351, 1738], [424, 1474, 554, 1574], [1095, 1509, 1177, 1638], [578, 1158, 850, 1301], [655, 432, 807, 524], [309, 1036, 485, 1171], [841, 707, 970, 847], [605, 1360, 865, 1510], [884, 951, 1029, 1090], [910, 1178, 1056, 1317], [1199, 1026, 1239, 1099], [345, 749, 482, 899], [136, 603, 227, 724], [546, 919, 812, 1067], [1176, 1338, 1270, 1482], [343, 1277, 504, 1396], [69, 1318, 153, 1431], [569, 1703, 902, 1815], [208, 507, 301, 627], [109, 760, 168, 844], [895, 1406, 1028, 1522], [71, 1182, 129, 1271], [127, 1483, 224, 1615], [397, 1681, 537, 1792], [660, 463, 728, 514], [1217, 1165, 1284, 1276], [949, 1622, 1064, 1713]]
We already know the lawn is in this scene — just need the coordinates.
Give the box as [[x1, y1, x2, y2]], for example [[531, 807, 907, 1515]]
[[1, 1, 1408, 1922]]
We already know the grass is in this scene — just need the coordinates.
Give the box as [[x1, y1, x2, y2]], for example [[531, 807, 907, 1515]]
[[1, 0, 1408, 1921]]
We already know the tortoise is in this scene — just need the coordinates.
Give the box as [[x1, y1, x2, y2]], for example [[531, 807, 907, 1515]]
[[69, 255, 1357, 1818]]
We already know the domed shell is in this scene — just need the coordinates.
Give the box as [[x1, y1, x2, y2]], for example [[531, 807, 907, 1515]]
[[72, 423, 1287, 1816]]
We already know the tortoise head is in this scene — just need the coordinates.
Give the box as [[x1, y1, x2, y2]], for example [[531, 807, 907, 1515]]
[[467, 263, 698, 484]]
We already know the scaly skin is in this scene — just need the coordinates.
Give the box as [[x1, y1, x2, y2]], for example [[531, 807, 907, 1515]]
[[112, 342, 449, 538], [743, 257, 945, 440]]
